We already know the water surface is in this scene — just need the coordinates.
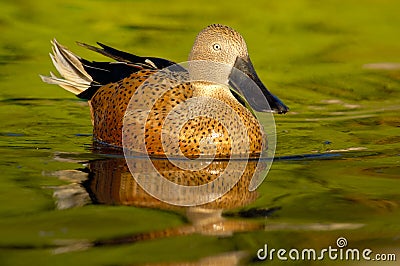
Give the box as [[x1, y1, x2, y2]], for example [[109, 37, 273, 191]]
[[0, 0, 399, 265]]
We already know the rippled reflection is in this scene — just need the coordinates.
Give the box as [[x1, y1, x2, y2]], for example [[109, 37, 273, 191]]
[[51, 152, 273, 248], [87, 156, 264, 210]]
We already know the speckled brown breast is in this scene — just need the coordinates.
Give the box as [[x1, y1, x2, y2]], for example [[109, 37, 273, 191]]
[[90, 69, 265, 158]]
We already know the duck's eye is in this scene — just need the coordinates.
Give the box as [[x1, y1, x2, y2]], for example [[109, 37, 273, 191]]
[[212, 43, 221, 51]]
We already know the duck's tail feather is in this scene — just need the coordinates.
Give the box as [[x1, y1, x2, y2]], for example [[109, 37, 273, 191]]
[[40, 39, 93, 96]]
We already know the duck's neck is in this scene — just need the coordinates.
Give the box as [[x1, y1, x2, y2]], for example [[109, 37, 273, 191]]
[[192, 81, 236, 102]]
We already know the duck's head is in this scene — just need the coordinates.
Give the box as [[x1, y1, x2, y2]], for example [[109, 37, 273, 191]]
[[189, 24, 288, 114]]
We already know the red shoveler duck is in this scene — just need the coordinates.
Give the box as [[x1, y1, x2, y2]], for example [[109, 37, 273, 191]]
[[41, 24, 288, 158]]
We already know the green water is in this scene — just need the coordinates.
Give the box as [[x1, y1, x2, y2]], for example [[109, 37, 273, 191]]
[[1, 0, 399, 265]]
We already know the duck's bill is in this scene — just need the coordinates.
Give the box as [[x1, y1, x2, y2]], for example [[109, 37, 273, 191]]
[[230, 56, 289, 114]]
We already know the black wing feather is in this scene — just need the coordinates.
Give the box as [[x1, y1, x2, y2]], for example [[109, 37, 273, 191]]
[[75, 42, 177, 99]]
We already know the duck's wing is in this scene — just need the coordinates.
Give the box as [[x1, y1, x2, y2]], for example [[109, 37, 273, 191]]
[[78, 42, 176, 69], [76, 42, 178, 99]]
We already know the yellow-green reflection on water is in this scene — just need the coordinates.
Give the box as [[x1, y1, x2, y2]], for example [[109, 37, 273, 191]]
[[0, 0, 399, 265]]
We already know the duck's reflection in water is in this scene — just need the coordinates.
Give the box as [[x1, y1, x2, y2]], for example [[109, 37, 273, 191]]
[[89, 156, 259, 210], [86, 155, 274, 234], [52, 153, 279, 261]]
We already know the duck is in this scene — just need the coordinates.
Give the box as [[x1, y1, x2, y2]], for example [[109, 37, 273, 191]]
[[40, 24, 288, 158]]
